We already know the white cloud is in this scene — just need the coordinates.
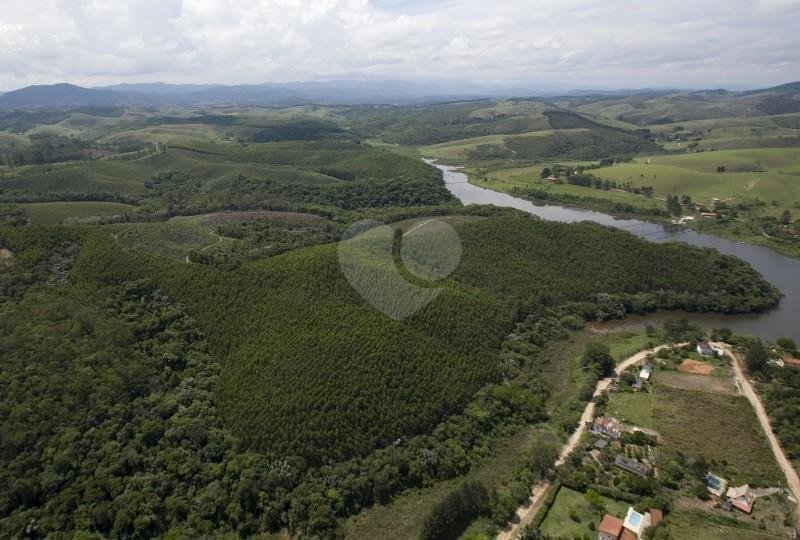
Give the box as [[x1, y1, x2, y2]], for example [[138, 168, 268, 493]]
[[0, 0, 798, 90]]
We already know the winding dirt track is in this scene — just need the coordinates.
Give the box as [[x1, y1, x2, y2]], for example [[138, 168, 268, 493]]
[[496, 344, 676, 540], [713, 342, 800, 516]]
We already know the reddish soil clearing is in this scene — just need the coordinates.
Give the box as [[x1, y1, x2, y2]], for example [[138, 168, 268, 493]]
[[678, 358, 714, 375]]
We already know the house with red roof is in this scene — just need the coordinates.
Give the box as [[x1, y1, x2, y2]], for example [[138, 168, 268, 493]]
[[598, 514, 625, 540]]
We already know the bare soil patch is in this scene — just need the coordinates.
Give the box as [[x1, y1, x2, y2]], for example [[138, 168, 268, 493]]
[[678, 358, 714, 375], [0, 248, 13, 267]]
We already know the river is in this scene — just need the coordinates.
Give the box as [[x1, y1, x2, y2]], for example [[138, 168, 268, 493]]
[[433, 162, 800, 342]]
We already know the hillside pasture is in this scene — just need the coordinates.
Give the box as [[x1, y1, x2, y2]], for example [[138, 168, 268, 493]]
[[653, 383, 781, 484], [590, 148, 800, 209], [0, 146, 344, 196], [420, 129, 588, 163], [16, 201, 135, 224]]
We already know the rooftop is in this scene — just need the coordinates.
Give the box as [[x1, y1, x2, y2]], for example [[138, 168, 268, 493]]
[[599, 514, 625, 536], [783, 356, 800, 367]]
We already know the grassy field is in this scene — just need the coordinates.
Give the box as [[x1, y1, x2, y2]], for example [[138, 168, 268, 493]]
[[604, 391, 654, 426], [654, 382, 782, 484], [539, 486, 630, 538], [591, 148, 800, 206], [602, 367, 782, 485], [661, 508, 790, 539], [17, 201, 135, 224]]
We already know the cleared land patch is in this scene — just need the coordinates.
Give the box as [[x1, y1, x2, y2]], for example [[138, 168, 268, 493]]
[[657, 370, 736, 395], [17, 201, 135, 224], [678, 358, 715, 375]]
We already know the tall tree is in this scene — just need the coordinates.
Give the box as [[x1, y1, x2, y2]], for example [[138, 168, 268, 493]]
[[745, 339, 769, 373]]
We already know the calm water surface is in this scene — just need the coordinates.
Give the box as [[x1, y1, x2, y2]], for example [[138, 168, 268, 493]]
[[434, 162, 800, 342]]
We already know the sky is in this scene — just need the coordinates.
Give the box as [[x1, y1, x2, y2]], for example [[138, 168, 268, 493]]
[[1, 0, 799, 91]]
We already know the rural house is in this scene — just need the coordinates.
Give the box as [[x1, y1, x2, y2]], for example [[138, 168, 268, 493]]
[[697, 341, 723, 357], [593, 438, 609, 450], [634, 365, 652, 389], [705, 472, 728, 498], [597, 507, 662, 540], [727, 484, 755, 514], [614, 454, 650, 478], [597, 514, 625, 540], [591, 416, 622, 439]]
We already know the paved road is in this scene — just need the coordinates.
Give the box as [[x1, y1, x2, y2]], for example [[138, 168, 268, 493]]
[[714, 342, 800, 517], [496, 344, 676, 540]]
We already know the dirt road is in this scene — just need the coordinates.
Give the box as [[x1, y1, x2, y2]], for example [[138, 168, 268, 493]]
[[714, 342, 800, 516], [496, 344, 675, 540]]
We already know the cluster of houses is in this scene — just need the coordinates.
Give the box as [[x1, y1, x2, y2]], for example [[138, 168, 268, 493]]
[[589, 416, 654, 478], [598, 506, 663, 540], [705, 473, 756, 514]]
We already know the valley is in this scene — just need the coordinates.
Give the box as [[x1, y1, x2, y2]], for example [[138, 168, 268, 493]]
[[1, 82, 800, 539]]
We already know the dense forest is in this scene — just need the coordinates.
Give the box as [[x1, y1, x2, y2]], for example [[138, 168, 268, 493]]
[[0, 210, 781, 537]]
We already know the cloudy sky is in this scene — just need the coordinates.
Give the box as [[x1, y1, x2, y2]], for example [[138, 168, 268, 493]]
[[1, 0, 799, 91]]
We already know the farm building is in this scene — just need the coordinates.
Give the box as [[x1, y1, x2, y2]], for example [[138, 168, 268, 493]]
[[705, 472, 728, 497], [727, 484, 755, 514], [614, 454, 650, 478]]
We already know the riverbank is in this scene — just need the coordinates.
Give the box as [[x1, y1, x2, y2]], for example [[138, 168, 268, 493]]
[[459, 164, 800, 261], [433, 162, 800, 343]]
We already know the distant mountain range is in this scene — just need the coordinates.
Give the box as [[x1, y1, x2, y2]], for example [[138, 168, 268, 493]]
[[0, 80, 798, 111], [0, 80, 503, 109]]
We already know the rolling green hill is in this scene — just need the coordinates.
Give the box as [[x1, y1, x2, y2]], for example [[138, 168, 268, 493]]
[[69, 213, 778, 464]]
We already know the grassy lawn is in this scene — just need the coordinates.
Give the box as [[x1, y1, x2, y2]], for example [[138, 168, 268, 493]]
[[539, 487, 630, 539], [606, 331, 658, 360], [605, 391, 654, 427], [17, 201, 135, 224]]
